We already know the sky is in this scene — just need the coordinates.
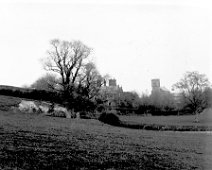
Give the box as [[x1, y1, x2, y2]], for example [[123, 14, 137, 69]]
[[0, 0, 211, 94]]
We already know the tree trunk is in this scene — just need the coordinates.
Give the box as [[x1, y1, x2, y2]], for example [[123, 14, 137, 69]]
[[194, 111, 199, 123]]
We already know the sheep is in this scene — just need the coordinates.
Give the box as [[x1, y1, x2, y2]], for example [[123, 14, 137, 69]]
[[38, 105, 49, 114], [19, 100, 39, 113], [51, 105, 71, 118]]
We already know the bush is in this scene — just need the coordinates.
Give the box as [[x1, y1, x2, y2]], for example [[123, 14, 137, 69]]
[[98, 111, 121, 126], [79, 111, 96, 119], [0, 87, 62, 104], [96, 104, 106, 113], [49, 110, 71, 118]]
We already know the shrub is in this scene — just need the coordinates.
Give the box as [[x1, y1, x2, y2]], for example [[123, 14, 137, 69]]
[[98, 111, 121, 126], [79, 111, 96, 119], [49, 110, 71, 118], [50, 111, 67, 118], [96, 104, 106, 113]]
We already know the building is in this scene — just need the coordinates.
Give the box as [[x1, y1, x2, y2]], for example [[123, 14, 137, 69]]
[[101, 79, 123, 94], [100, 78, 123, 108], [109, 79, 117, 86], [151, 79, 171, 94], [151, 79, 160, 93]]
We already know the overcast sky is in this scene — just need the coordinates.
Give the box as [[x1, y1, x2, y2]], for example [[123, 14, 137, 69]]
[[0, 0, 211, 94]]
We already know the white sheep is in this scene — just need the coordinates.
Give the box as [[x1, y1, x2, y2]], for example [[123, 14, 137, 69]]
[[19, 100, 39, 113], [38, 105, 49, 114], [52, 106, 71, 118]]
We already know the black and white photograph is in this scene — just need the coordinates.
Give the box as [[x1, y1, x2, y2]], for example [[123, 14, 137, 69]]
[[0, 0, 212, 169]]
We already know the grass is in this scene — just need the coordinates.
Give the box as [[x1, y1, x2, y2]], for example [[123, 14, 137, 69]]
[[121, 110, 212, 126], [0, 110, 212, 169], [0, 94, 212, 169], [0, 95, 21, 111], [120, 109, 212, 131]]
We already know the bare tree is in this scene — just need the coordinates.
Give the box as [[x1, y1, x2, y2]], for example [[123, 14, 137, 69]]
[[173, 71, 210, 122], [31, 74, 58, 91], [80, 62, 103, 99], [44, 39, 91, 94]]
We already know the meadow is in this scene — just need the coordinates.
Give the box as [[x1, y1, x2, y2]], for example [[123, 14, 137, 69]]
[[120, 109, 212, 126], [0, 95, 212, 169], [119, 109, 212, 131]]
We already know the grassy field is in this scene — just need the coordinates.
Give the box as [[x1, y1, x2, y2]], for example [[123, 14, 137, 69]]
[[119, 109, 212, 132], [0, 95, 22, 111], [120, 109, 212, 127], [1, 110, 212, 169], [0, 95, 212, 169]]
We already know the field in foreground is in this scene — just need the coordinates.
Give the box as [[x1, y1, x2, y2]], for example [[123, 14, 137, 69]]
[[1, 109, 212, 169]]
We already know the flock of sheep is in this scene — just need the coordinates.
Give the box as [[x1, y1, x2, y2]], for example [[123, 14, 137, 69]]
[[18, 100, 79, 119]]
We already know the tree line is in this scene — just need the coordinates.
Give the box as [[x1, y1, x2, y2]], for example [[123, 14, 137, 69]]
[[0, 39, 211, 119], [33, 39, 212, 119]]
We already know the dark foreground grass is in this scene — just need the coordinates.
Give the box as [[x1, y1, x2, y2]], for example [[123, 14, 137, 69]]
[[0, 110, 212, 169]]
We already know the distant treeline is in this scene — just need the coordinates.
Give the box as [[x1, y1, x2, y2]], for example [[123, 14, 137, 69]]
[[0, 85, 97, 112], [0, 85, 62, 103], [0, 85, 211, 116], [0, 85, 191, 115]]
